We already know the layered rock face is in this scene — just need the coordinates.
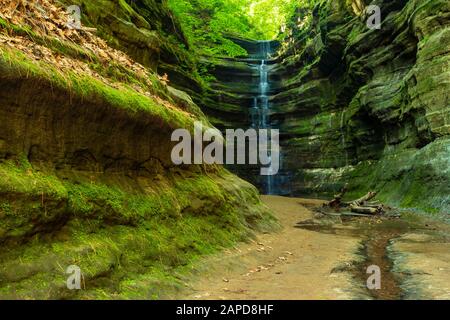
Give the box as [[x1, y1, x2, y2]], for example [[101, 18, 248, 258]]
[[62, 0, 205, 99], [0, 0, 274, 299], [203, 0, 449, 214], [198, 38, 295, 194], [273, 0, 449, 213]]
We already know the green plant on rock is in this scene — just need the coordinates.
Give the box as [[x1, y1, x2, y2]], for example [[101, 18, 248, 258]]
[[168, 0, 300, 57], [0, 156, 275, 299]]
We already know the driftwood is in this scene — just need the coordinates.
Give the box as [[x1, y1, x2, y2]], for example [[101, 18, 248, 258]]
[[363, 204, 384, 209], [325, 187, 385, 216], [349, 205, 379, 215], [346, 191, 377, 206], [319, 209, 375, 218], [327, 183, 348, 209]]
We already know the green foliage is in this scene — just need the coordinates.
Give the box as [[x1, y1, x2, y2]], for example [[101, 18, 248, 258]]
[[245, 0, 300, 39], [168, 0, 251, 57], [0, 46, 202, 129], [168, 0, 299, 57], [0, 157, 67, 199], [0, 157, 276, 299]]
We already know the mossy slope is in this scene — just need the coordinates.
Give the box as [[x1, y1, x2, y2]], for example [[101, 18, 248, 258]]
[[0, 158, 274, 299], [0, 0, 276, 299]]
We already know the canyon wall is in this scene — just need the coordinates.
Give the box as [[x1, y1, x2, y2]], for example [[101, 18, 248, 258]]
[[60, 0, 207, 103], [201, 0, 449, 214], [276, 0, 449, 214], [0, 0, 274, 299]]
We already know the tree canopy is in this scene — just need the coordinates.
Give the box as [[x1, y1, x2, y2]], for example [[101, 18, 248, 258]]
[[168, 0, 300, 57]]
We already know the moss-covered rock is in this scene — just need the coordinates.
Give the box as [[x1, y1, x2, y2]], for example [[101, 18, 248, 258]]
[[58, 0, 207, 103], [0, 158, 274, 299], [0, 0, 276, 299], [239, 0, 450, 213]]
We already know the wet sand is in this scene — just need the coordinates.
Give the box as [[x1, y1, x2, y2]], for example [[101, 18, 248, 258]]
[[177, 196, 450, 300], [180, 196, 363, 300]]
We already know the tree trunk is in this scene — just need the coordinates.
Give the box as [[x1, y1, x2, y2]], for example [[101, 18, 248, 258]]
[[350, 205, 379, 215], [346, 191, 377, 206]]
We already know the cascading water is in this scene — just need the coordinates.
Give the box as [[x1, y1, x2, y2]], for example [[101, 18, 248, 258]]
[[248, 40, 293, 196], [251, 41, 274, 194]]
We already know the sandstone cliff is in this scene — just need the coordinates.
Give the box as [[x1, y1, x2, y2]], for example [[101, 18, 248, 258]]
[[200, 0, 449, 215], [0, 0, 274, 299]]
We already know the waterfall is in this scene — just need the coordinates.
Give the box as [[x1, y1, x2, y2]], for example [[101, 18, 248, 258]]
[[254, 41, 273, 194], [247, 40, 292, 196]]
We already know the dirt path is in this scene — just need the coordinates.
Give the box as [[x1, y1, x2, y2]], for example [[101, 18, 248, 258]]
[[177, 196, 450, 300], [177, 195, 450, 300], [180, 196, 365, 300]]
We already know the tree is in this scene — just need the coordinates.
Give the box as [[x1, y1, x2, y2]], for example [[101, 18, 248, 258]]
[[168, 0, 299, 57]]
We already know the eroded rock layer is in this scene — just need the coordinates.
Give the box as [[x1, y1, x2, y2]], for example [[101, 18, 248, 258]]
[[202, 0, 450, 214], [0, 0, 274, 299]]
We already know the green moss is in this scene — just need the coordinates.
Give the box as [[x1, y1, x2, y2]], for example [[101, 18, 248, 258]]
[[341, 139, 450, 216], [0, 158, 66, 198], [0, 1, 278, 299], [0, 17, 97, 62], [0, 16, 191, 108], [0, 203, 13, 216], [0, 158, 275, 299], [0, 46, 203, 130]]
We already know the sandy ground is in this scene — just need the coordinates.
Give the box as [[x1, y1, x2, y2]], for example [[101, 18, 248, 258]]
[[180, 196, 365, 300], [389, 233, 450, 300]]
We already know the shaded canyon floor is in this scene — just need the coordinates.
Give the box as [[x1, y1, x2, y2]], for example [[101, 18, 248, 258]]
[[176, 196, 450, 300]]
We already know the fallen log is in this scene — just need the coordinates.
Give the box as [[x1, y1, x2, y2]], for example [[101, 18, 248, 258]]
[[80, 27, 97, 33], [350, 205, 379, 215], [318, 209, 342, 217], [324, 187, 387, 216], [327, 183, 348, 209], [345, 191, 377, 206], [363, 204, 384, 209]]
